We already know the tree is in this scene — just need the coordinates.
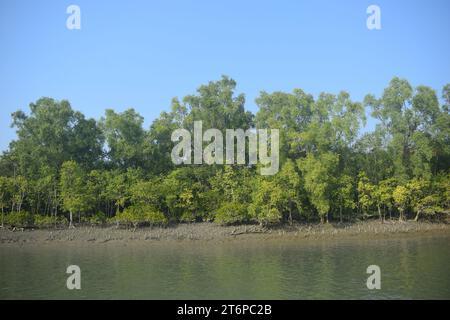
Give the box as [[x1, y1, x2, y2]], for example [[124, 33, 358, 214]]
[[0, 176, 12, 227], [358, 172, 375, 220], [130, 178, 167, 215], [0, 76, 448, 229], [298, 153, 338, 223], [335, 175, 355, 223], [101, 108, 146, 169], [162, 167, 214, 222], [413, 194, 442, 221], [365, 78, 443, 181], [9, 98, 103, 176], [11, 175, 27, 214], [60, 161, 91, 227], [181, 76, 253, 132], [406, 178, 437, 221], [255, 89, 315, 160], [145, 110, 180, 175], [103, 168, 142, 216], [211, 166, 254, 225], [31, 165, 58, 217], [376, 178, 397, 220], [354, 127, 393, 184], [275, 159, 301, 225], [435, 173, 450, 213], [248, 177, 284, 226], [393, 185, 409, 221]]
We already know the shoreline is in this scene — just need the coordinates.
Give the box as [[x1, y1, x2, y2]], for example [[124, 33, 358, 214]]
[[0, 220, 449, 246]]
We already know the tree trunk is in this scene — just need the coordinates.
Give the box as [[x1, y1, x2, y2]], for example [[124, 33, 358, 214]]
[[377, 204, 383, 223], [18, 193, 25, 213], [339, 205, 343, 223], [69, 211, 73, 228], [54, 196, 58, 226], [1, 206, 4, 228], [54, 187, 58, 214], [288, 200, 293, 226], [399, 209, 404, 222], [414, 210, 420, 222]]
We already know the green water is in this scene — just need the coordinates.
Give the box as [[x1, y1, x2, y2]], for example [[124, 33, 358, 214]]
[[1, 234, 449, 299]]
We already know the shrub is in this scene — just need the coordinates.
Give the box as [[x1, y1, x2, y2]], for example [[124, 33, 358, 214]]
[[5, 211, 34, 228], [88, 212, 107, 226], [257, 207, 282, 226], [115, 205, 167, 228], [114, 209, 136, 228], [179, 211, 197, 223], [143, 210, 167, 225], [34, 215, 68, 228], [214, 202, 248, 225], [106, 216, 117, 226]]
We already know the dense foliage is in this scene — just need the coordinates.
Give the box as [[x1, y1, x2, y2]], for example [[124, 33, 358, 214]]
[[0, 76, 449, 228]]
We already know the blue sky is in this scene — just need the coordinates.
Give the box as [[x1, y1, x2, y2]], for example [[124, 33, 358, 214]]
[[1, 0, 449, 152]]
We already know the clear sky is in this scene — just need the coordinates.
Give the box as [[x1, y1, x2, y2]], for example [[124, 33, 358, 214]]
[[1, 0, 449, 152]]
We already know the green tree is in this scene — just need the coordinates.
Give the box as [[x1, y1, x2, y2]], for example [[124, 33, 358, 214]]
[[334, 174, 355, 223], [0, 176, 13, 227], [0, 76, 448, 229], [11, 175, 28, 214], [298, 153, 338, 223], [211, 166, 254, 225], [60, 161, 91, 227], [101, 109, 146, 169], [255, 89, 315, 160], [365, 78, 443, 181], [145, 110, 180, 174], [275, 159, 301, 225], [357, 172, 375, 220], [248, 177, 284, 226], [9, 98, 103, 176], [162, 167, 214, 222], [376, 178, 397, 220], [393, 185, 409, 221], [181, 76, 253, 131]]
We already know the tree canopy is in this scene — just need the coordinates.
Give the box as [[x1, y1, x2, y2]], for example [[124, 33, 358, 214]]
[[0, 76, 448, 228]]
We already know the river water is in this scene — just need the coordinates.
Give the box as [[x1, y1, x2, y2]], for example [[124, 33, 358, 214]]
[[0, 234, 449, 299]]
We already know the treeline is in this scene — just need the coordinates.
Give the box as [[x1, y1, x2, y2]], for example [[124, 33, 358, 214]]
[[0, 76, 449, 229]]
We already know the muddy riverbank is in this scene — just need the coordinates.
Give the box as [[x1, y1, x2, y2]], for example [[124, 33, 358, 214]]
[[0, 220, 449, 246]]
